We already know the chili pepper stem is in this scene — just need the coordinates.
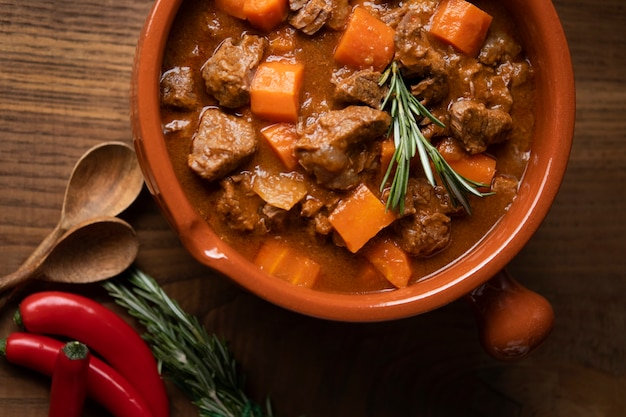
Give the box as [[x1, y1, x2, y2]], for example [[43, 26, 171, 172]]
[[13, 309, 23, 328], [61, 340, 89, 361]]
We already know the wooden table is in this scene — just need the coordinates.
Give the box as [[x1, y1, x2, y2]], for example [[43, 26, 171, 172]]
[[1, 1, 624, 416]]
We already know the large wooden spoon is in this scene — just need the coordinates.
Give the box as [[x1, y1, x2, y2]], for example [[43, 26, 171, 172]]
[[0, 216, 139, 291], [5, 141, 144, 284]]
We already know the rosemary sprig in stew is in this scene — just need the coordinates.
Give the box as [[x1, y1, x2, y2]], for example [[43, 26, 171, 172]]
[[379, 61, 492, 214], [103, 269, 273, 417]]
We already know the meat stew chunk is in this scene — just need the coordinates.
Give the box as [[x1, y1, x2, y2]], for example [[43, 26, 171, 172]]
[[216, 173, 292, 234], [294, 106, 391, 190], [392, 178, 453, 257], [394, 9, 445, 78], [289, 0, 333, 35], [331, 69, 386, 109], [449, 100, 513, 154], [201, 34, 267, 108], [188, 108, 257, 181], [160, 66, 199, 110], [289, 0, 350, 33], [216, 174, 262, 232]]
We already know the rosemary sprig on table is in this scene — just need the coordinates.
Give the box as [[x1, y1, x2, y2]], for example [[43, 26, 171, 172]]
[[379, 61, 491, 214], [103, 269, 273, 417]]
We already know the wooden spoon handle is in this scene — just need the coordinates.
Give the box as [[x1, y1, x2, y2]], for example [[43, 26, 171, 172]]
[[465, 269, 554, 360], [0, 224, 63, 292]]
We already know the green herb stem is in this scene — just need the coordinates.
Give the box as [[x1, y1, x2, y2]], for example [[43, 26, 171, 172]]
[[379, 61, 492, 214], [103, 269, 273, 417]]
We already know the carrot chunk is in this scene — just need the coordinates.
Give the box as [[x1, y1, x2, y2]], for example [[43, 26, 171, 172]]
[[429, 0, 493, 57], [254, 239, 320, 288], [215, 0, 247, 19], [334, 7, 395, 72], [243, 0, 288, 32], [328, 184, 397, 253], [260, 123, 299, 170], [379, 137, 395, 179], [363, 238, 413, 288], [250, 62, 304, 123], [448, 153, 496, 186], [437, 138, 496, 186]]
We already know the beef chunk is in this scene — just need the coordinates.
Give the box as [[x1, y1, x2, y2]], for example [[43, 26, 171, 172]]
[[160, 66, 199, 110], [478, 32, 523, 66], [491, 174, 519, 206], [399, 177, 459, 217], [393, 10, 450, 109], [394, 9, 445, 77], [301, 196, 334, 235], [497, 60, 533, 88], [481, 74, 513, 111], [326, 0, 350, 30], [449, 100, 513, 154], [410, 74, 449, 106], [295, 106, 391, 190], [216, 174, 262, 232], [378, 0, 437, 27], [331, 69, 386, 108], [420, 109, 450, 140], [455, 60, 513, 111], [289, 0, 332, 35], [395, 212, 451, 256], [201, 34, 267, 108], [188, 108, 257, 181], [392, 178, 452, 257], [216, 173, 291, 233], [289, 0, 349, 33]]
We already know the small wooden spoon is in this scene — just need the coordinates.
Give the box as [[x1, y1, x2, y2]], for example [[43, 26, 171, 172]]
[[7, 141, 144, 284], [0, 217, 139, 291]]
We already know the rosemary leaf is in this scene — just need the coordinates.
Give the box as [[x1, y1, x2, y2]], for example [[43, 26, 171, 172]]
[[103, 269, 273, 417], [379, 61, 492, 214]]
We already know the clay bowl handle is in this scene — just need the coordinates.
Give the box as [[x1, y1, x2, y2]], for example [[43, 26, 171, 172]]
[[465, 269, 554, 360]]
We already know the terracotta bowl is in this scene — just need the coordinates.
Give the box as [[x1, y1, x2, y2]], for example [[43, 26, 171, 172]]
[[131, 0, 575, 359]]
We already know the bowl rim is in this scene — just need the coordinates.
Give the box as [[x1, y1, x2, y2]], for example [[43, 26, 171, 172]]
[[131, 0, 576, 322]]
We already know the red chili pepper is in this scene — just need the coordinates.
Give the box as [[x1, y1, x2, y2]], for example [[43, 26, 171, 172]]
[[1, 332, 153, 417], [15, 291, 169, 417], [49, 341, 90, 417]]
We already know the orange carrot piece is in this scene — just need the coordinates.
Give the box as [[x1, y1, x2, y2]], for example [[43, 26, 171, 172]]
[[379, 138, 395, 179], [328, 184, 397, 253], [363, 238, 413, 288], [243, 0, 288, 32], [260, 123, 299, 170], [334, 7, 395, 72], [250, 62, 304, 123], [436, 137, 465, 162], [429, 0, 493, 57], [254, 239, 320, 288], [215, 0, 247, 19], [437, 138, 496, 185], [448, 153, 496, 186]]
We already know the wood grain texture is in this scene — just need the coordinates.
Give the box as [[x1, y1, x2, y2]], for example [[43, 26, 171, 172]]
[[1, 0, 625, 416]]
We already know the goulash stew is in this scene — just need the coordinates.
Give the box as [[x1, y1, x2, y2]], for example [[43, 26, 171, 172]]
[[160, 0, 535, 293]]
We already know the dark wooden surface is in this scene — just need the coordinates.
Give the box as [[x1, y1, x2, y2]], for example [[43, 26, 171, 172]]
[[1, 1, 625, 416]]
